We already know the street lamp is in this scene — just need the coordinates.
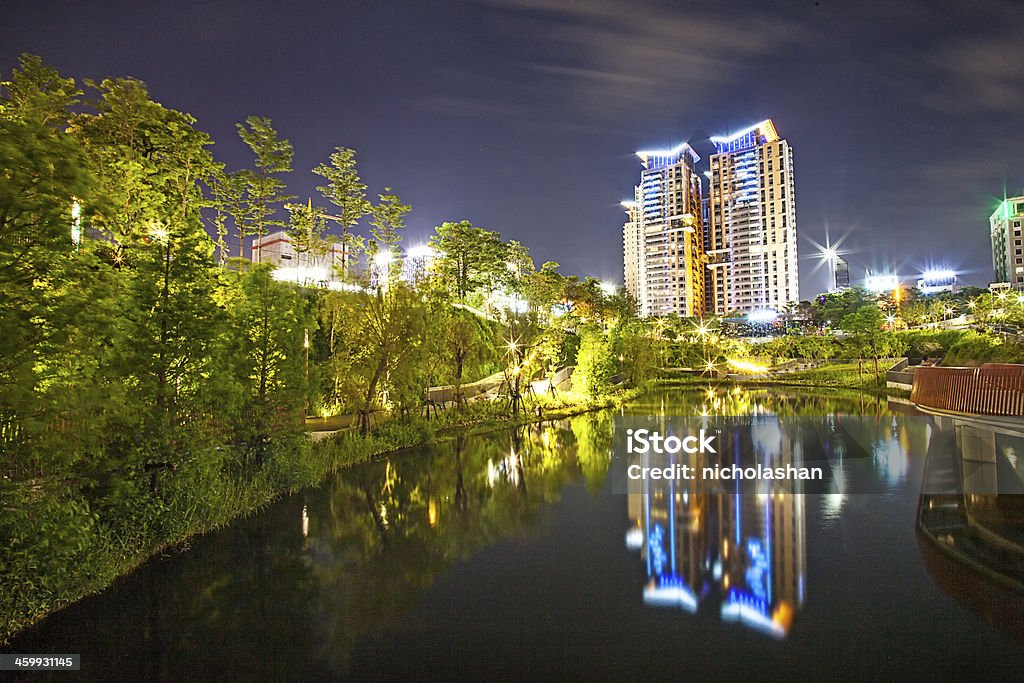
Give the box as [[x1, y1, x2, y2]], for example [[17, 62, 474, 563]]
[[821, 245, 838, 287]]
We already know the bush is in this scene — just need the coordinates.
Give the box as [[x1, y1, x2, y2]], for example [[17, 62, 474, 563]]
[[944, 331, 1024, 366]]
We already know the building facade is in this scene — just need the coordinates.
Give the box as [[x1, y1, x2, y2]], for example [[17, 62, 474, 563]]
[[990, 196, 1024, 288], [833, 255, 850, 291], [706, 119, 799, 315], [251, 231, 346, 287], [623, 143, 706, 318], [622, 192, 644, 312]]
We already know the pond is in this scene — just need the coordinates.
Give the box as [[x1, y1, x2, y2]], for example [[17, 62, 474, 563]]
[[9, 385, 1024, 679]]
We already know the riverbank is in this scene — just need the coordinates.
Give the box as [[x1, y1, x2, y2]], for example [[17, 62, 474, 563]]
[[657, 363, 900, 395], [742, 362, 898, 394], [0, 385, 643, 645]]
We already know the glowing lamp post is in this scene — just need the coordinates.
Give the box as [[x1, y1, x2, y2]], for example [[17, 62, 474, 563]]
[[373, 249, 394, 290]]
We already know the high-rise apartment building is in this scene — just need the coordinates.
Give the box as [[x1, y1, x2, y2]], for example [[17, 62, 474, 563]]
[[623, 143, 706, 317], [706, 119, 798, 315], [990, 196, 1024, 287]]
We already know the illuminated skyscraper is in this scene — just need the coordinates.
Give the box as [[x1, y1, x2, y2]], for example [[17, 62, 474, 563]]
[[624, 143, 706, 318], [990, 196, 1024, 287], [622, 194, 642, 313], [706, 119, 799, 315]]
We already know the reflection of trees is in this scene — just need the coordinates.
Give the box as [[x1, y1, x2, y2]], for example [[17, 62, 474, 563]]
[[303, 420, 590, 672], [14, 383, 922, 676], [628, 385, 889, 419], [570, 411, 614, 490]]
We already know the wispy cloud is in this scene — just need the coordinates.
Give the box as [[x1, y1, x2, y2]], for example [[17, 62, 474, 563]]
[[485, 0, 808, 113], [413, 0, 810, 128], [926, 37, 1024, 113]]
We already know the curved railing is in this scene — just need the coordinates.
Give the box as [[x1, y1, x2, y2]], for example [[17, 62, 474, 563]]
[[911, 364, 1024, 416]]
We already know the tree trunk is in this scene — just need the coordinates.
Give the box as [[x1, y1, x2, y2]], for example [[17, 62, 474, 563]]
[[361, 352, 388, 434]]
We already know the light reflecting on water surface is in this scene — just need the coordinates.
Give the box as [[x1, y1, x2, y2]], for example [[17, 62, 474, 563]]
[[10, 385, 1024, 679]]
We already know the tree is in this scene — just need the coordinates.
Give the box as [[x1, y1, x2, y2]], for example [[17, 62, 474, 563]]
[[840, 305, 886, 378], [429, 221, 505, 301], [227, 265, 312, 455], [285, 200, 331, 265], [207, 166, 250, 265], [438, 306, 494, 408], [236, 116, 294, 263], [368, 189, 410, 286], [68, 77, 230, 472], [313, 147, 371, 278], [0, 117, 94, 458], [369, 189, 410, 248], [573, 325, 615, 397], [356, 283, 428, 432], [814, 287, 874, 327], [0, 54, 80, 127]]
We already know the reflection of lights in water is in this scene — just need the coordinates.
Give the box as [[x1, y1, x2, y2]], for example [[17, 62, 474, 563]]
[[822, 494, 846, 519], [301, 505, 309, 538], [649, 524, 667, 575], [643, 576, 697, 613], [745, 538, 769, 601], [379, 504, 388, 527], [625, 526, 643, 551], [822, 464, 847, 520], [873, 436, 907, 486], [750, 417, 782, 458], [721, 590, 786, 639], [505, 449, 520, 487], [486, 460, 499, 487], [428, 500, 438, 528]]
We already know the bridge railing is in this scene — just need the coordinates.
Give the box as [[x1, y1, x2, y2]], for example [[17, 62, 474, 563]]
[[911, 363, 1024, 416]]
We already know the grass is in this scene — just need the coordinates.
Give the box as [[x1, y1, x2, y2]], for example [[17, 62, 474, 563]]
[[742, 361, 889, 392]]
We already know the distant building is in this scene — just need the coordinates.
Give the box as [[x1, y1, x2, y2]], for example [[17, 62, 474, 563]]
[[706, 119, 799, 315], [917, 270, 957, 294], [864, 272, 899, 293], [833, 256, 850, 291], [251, 231, 346, 287], [623, 143, 706, 317], [990, 196, 1024, 288]]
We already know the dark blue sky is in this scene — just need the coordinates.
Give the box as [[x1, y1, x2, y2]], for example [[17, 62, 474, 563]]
[[4, 0, 1024, 295]]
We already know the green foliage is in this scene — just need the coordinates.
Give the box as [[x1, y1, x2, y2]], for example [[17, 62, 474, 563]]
[[813, 287, 874, 326], [944, 331, 1024, 366], [610, 321, 657, 385], [428, 220, 505, 301], [573, 325, 615, 397], [755, 334, 842, 361], [226, 266, 313, 434], [313, 147, 371, 277], [0, 54, 80, 126], [285, 201, 331, 260], [236, 115, 295, 259]]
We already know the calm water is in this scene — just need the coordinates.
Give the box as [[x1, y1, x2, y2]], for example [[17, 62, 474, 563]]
[[9, 386, 1024, 680]]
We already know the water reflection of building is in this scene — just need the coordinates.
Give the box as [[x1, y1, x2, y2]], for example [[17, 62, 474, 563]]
[[626, 419, 806, 638]]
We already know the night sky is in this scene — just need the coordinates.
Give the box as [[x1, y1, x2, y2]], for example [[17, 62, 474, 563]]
[[4, 0, 1024, 295]]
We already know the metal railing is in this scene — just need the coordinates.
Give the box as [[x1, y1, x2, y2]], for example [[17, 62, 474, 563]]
[[911, 364, 1024, 416]]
